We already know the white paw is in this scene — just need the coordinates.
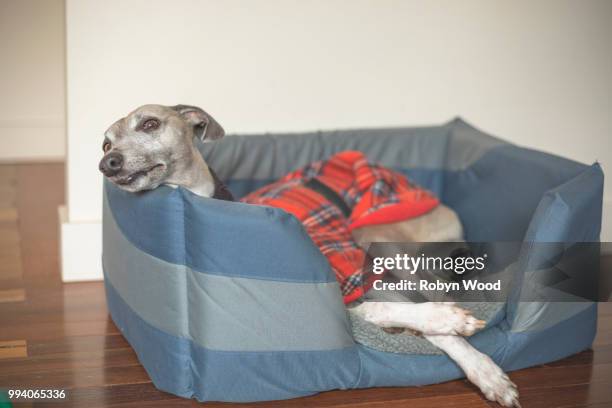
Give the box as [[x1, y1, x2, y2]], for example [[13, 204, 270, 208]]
[[466, 355, 520, 408], [420, 303, 486, 336]]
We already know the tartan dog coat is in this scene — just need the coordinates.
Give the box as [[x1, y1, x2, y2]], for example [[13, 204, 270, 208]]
[[241, 151, 440, 303]]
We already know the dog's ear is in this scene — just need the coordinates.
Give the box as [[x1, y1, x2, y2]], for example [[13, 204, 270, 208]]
[[171, 105, 225, 142]]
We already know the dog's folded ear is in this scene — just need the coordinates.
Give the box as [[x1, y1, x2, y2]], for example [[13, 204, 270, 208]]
[[171, 104, 225, 142]]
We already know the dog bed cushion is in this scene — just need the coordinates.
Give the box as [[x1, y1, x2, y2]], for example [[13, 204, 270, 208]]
[[102, 118, 603, 402], [349, 302, 505, 354]]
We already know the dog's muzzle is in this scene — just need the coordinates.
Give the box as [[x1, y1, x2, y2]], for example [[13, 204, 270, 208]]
[[99, 152, 124, 177]]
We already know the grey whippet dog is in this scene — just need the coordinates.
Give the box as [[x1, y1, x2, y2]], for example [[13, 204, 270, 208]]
[[99, 104, 519, 408]]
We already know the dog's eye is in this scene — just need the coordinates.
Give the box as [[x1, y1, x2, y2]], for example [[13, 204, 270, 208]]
[[141, 118, 160, 132], [103, 142, 111, 153]]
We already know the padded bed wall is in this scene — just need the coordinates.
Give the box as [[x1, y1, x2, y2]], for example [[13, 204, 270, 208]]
[[103, 118, 603, 402]]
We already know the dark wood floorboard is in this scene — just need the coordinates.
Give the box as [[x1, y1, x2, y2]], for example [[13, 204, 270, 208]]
[[0, 162, 610, 408]]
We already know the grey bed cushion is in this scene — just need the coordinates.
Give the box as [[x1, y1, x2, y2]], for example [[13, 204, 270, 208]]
[[349, 302, 504, 354]]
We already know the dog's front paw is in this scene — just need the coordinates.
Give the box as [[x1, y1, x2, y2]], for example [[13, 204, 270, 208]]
[[466, 355, 520, 408], [421, 303, 486, 336]]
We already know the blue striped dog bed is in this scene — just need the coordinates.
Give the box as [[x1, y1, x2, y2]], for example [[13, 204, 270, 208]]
[[103, 118, 603, 402]]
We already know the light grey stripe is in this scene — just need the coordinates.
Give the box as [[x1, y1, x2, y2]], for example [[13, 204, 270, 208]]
[[103, 194, 354, 351], [510, 301, 592, 333]]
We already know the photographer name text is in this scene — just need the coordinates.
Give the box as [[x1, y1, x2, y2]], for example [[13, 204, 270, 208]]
[[372, 279, 502, 292]]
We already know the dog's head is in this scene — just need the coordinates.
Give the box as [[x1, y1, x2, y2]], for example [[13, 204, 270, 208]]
[[99, 104, 224, 192]]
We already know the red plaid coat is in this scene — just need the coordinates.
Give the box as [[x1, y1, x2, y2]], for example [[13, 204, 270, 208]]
[[241, 151, 439, 303]]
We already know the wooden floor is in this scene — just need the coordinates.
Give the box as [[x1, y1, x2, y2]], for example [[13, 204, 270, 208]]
[[0, 163, 611, 408]]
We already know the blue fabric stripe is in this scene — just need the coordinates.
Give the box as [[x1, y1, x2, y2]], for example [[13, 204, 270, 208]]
[[105, 180, 336, 283], [104, 274, 360, 402], [106, 143, 593, 271], [106, 268, 597, 401]]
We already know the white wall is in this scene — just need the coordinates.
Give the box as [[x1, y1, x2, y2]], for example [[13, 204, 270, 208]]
[[63, 0, 612, 279], [0, 0, 65, 161]]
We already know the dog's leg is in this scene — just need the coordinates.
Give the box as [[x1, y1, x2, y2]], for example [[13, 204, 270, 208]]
[[424, 334, 520, 407], [350, 302, 485, 336]]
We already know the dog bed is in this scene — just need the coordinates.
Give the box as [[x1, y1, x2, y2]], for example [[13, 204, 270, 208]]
[[102, 118, 603, 402]]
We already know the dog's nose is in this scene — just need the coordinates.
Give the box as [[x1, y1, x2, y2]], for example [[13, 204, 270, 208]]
[[99, 152, 124, 177]]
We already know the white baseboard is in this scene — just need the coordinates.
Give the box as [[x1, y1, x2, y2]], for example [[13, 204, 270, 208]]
[[59, 206, 103, 282]]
